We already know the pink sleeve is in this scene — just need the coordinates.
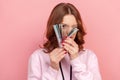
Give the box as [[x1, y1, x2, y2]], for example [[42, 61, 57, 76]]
[[70, 51, 102, 80], [28, 51, 58, 80]]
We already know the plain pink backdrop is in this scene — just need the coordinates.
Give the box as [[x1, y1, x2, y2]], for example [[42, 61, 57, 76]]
[[0, 0, 120, 80]]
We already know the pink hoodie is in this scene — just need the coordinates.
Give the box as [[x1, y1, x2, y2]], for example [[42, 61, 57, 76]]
[[28, 48, 102, 80]]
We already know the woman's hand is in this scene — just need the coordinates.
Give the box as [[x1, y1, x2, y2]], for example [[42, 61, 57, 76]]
[[49, 48, 66, 71], [62, 37, 79, 60]]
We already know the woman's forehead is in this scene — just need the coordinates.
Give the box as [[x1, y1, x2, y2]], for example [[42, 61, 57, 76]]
[[62, 14, 77, 25]]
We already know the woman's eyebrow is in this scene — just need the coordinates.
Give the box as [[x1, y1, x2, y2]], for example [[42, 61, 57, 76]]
[[61, 23, 78, 27], [61, 23, 68, 26]]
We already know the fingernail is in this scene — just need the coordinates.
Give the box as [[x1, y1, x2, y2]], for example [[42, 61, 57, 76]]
[[70, 36, 72, 38], [64, 51, 67, 54], [64, 49, 67, 51], [62, 36, 66, 40], [62, 43, 64, 46], [61, 40, 64, 43], [63, 36, 67, 38]]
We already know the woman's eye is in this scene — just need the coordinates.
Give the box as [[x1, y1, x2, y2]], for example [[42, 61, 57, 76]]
[[62, 24, 68, 28]]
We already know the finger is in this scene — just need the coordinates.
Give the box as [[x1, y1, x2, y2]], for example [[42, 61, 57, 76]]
[[57, 51, 66, 62], [62, 42, 74, 53], [57, 50, 66, 57], [55, 48, 65, 56], [64, 37, 78, 47], [50, 48, 65, 62], [50, 48, 64, 55]]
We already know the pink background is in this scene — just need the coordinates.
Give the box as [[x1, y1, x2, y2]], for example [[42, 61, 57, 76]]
[[0, 0, 120, 80]]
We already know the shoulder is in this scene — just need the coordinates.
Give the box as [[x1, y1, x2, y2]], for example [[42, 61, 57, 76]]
[[79, 48, 98, 62], [29, 48, 48, 61], [80, 48, 97, 56], [30, 48, 44, 57]]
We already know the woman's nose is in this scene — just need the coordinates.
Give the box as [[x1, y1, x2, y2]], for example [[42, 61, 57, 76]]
[[67, 27, 73, 34]]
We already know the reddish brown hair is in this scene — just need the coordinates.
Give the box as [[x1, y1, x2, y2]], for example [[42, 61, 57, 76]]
[[43, 3, 86, 53]]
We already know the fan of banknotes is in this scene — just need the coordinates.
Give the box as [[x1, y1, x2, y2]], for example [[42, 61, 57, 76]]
[[53, 24, 79, 47]]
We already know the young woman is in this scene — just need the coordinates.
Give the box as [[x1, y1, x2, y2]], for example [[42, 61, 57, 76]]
[[28, 3, 102, 80]]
